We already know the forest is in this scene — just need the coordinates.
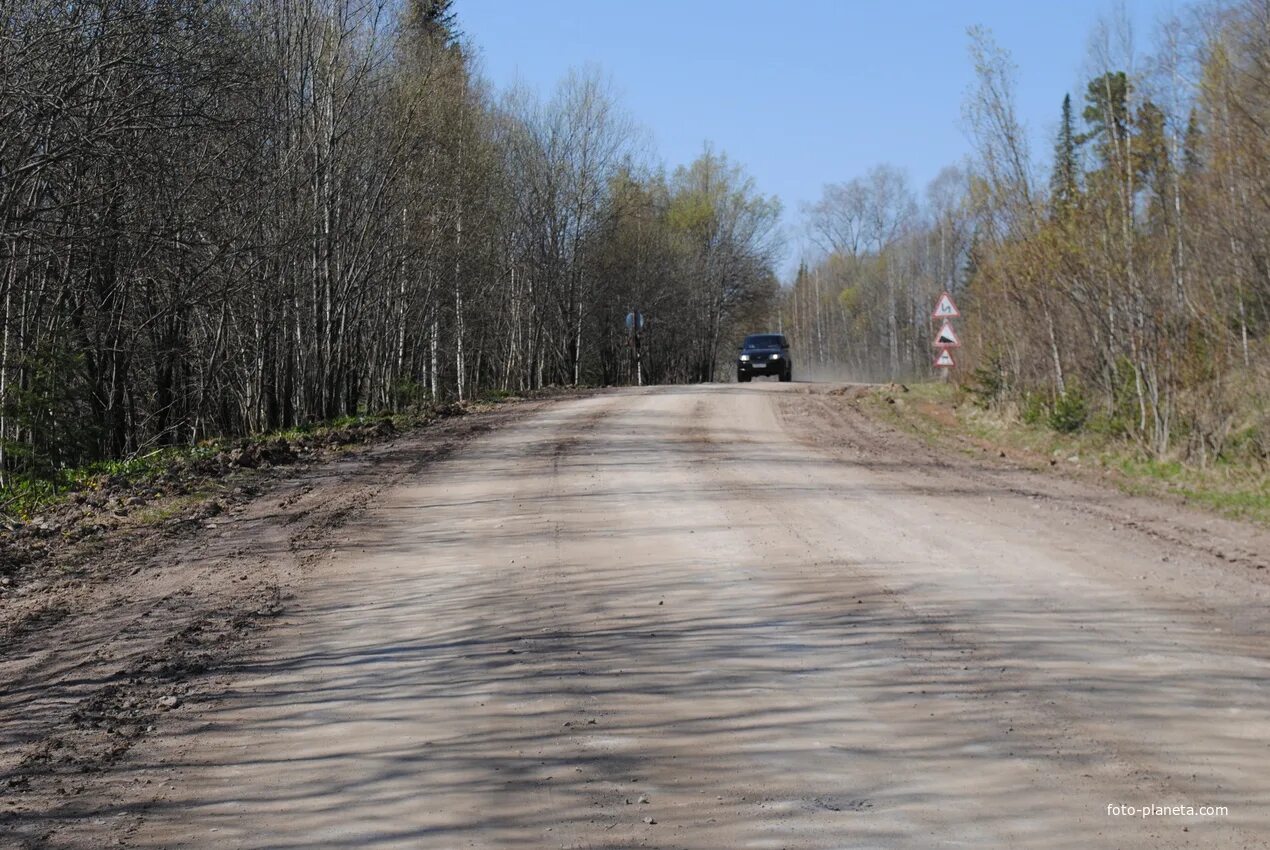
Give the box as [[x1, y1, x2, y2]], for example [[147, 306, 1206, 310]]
[[0, 0, 781, 488], [3, 0, 1268, 497], [786, 0, 1270, 463]]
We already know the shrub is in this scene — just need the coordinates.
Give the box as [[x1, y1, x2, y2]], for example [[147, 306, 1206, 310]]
[[1086, 411, 1128, 437], [966, 354, 1006, 410], [1048, 388, 1088, 433], [392, 377, 429, 411], [1020, 392, 1046, 425]]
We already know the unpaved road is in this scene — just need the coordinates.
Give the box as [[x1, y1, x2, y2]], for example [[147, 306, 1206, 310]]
[[11, 383, 1270, 848]]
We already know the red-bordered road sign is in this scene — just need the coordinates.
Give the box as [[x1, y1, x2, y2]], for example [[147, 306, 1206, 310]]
[[933, 320, 961, 348], [932, 291, 960, 318]]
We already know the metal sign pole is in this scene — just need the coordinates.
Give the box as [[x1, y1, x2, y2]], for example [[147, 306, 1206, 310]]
[[635, 337, 642, 387], [625, 309, 644, 387]]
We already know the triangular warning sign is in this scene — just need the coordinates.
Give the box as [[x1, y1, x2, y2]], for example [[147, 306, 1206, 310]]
[[932, 292, 960, 318], [933, 320, 960, 348], [934, 349, 956, 368]]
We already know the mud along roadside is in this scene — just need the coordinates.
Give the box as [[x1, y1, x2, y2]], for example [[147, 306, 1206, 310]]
[[0, 393, 585, 849]]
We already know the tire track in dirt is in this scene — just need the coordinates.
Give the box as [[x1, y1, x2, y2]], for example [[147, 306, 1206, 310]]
[[778, 388, 1268, 576], [680, 386, 1270, 848], [757, 383, 1270, 848], [22, 382, 1269, 849], [0, 399, 570, 849]]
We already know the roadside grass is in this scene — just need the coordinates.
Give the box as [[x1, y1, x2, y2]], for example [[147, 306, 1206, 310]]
[[131, 492, 218, 526], [0, 405, 451, 523], [0, 450, 204, 522], [862, 382, 1270, 527], [0, 385, 590, 524]]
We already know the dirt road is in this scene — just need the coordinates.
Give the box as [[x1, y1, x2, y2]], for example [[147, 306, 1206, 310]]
[[21, 383, 1270, 848]]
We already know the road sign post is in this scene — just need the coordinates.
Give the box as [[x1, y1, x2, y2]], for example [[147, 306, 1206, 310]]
[[625, 310, 645, 386]]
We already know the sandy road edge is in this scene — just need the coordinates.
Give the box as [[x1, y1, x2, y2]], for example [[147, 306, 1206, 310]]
[[0, 391, 603, 850], [776, 385, 1269, 574]]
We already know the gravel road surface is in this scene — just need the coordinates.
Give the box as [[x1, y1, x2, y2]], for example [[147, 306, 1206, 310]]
[[12, 383, 1270, 849]]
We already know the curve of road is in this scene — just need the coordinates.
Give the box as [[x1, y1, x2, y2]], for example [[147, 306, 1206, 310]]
[[125, 383, 1270, 849]]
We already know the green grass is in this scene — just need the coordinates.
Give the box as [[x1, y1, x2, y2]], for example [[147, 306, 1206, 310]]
[[1115, 456, 1270, 524], [132, 492, 214, 526], [0, 477, 60, 520], [1, 385, 591, 523], [1181, 486, 1270, 522], [2, 437, 246, 517], [863, 382, 1270, 527], [0, 445, 210, 521], [0, 403, 463, 522]]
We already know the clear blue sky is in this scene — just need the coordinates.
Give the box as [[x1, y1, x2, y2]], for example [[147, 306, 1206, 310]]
[[459, 0, 1169, 270]]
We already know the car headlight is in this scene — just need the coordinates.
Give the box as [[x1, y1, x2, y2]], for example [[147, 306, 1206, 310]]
[[739, 354, 750, 362], [770, 353, 781, 360]]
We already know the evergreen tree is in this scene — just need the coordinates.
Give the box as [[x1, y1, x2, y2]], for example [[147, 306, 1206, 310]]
[[1080, 71, 1131, 166], [1182, 107, 1203, 175], [1133, 100, 1172, 220], [409, 0, 459, 44], [1049, 93, 1079, 220]]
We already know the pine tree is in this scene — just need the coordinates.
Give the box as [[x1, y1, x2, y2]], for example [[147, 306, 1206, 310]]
[[1182, 107, 1203, 175], [1079, 72, 1131, 167], [1133, 100, 1171, 221], [404, 0, 460, 48], [1049, 94, 1079, 220]]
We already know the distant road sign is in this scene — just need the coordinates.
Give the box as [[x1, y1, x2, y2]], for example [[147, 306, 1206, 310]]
[[934, 349, 956, 368], [932, 292, 960, 318], [933, 320, 960, 348], [625, 311, 644, 332]]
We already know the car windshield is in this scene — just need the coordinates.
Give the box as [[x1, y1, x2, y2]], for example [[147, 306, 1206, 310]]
[[743, 335, 784, 350]]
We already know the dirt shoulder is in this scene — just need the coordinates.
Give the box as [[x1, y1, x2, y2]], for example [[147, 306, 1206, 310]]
[[842, 382, 1270, 527], [779, 382, 1268, 574], [0, 392, 590, 849]]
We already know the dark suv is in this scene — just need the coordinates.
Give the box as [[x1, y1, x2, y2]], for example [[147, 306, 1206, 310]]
[[736, 333, 792, 382]]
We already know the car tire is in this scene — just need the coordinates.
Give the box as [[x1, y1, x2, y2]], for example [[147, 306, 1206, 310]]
[[738, 374, 750, 383], [780, 369, 792, 382]]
